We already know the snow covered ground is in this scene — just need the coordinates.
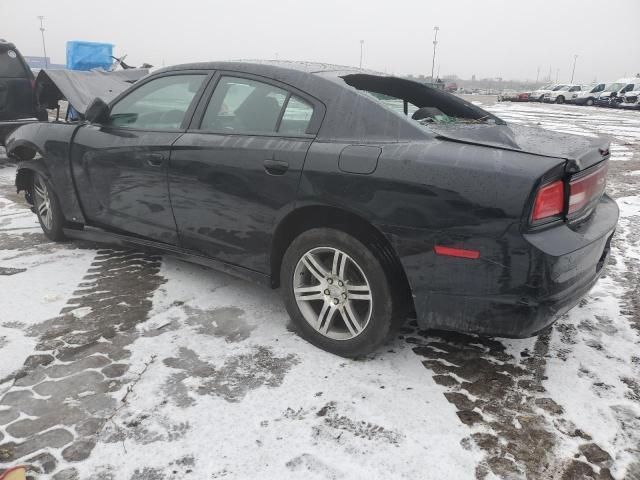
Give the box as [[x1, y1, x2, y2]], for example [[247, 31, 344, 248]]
[[0, 102, 639, 480]]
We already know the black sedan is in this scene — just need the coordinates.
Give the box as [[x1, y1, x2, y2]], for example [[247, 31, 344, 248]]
[[5, 61, 618, 357]]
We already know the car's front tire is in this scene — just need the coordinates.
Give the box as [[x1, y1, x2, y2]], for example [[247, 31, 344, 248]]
[[280, 228, 396, 358], [556, 95, 565, 104], [586, 98, 594, 106], [31, 173, 66, 241]]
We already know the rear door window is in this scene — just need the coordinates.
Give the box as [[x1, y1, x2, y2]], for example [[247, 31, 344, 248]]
[[0, 49, 28, 78], [279, 96, 314, 135], [200, 76, 287, 134]]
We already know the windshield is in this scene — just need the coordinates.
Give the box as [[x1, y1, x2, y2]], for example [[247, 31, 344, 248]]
[[552, 85, 567, 91], [605, 83, 624, 92]]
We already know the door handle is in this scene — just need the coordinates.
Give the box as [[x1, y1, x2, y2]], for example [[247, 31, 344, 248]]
[[145, 153, 165, 167], [264, 159, 289, 175]]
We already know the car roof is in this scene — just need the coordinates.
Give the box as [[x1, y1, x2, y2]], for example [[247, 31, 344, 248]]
[[154, 60, 384, 79], [0, 39, 18, 51]]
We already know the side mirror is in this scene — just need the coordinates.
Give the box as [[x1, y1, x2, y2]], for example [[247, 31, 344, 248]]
[[85, 98, 110, 124]]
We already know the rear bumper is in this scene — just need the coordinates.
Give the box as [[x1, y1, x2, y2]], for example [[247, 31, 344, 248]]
[[408, 194, 619, 337]]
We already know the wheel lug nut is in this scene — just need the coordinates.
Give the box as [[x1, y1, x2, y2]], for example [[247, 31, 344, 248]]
[[327, 278, 333, 285], [333, 298, 339, 305], [338, 280, 343, 287], [324, 289, 330, 295]]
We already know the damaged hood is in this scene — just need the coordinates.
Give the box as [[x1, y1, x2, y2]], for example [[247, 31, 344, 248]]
[[35, 68, 149, 116], [429, 123, 610, 172]]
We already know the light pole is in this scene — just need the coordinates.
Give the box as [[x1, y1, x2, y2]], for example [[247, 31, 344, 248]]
[[536, 66, 540, 83], [555, 68, 559, 84], [37, 16, 48, 68], [430, 26, 439, 83], [570, 54, 578, 83], [359, 40, 364, 68]]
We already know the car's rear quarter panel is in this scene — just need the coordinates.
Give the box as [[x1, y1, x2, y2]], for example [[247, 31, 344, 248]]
[[302, 138, 561, 276], [298, 137, 568, 332]]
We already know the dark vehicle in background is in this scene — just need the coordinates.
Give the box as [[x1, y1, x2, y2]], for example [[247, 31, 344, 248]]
[[0, 39, 46, 145], [5, 61, 618, 357], [596, 79, 638, 108], [566, 83, 606, 106]]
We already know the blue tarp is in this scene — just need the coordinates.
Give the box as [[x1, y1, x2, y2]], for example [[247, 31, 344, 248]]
[[66, 41, 113, 71]]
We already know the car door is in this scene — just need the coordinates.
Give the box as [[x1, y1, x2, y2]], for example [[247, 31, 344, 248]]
[[169, 73, 324, 272], [71, 72, 209, 244]]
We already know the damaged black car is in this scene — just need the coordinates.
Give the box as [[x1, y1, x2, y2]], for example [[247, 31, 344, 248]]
[[5, 61, 618, 357]]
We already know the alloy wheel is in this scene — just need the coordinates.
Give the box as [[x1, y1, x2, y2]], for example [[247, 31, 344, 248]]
[[293, 247, 372, 341], [33, 176, 53, 231]]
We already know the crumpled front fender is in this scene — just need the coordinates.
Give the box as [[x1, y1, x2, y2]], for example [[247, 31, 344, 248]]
[[7, 121, 86, 225]]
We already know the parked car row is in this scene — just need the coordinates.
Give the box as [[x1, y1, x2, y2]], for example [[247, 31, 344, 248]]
[[499, 78, 640, 110]]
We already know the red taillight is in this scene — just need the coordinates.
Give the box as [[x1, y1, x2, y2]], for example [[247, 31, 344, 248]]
[[434, 245, 480, 260], [568, 162, 608, 215], [532, 180, 564, 222]]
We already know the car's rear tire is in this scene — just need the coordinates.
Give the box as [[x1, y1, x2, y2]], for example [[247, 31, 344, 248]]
[[31, 173, 66, 241], [556, 96, 565, 104], [586, 98, 594, 106], [280, 228, 396, 358]]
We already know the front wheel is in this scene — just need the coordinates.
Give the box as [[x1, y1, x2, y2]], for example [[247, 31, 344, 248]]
[[31, 173, 66, 241], [281, 228, 396, 357], [586, 98, 594, 106], [556, 96, 565, 104]]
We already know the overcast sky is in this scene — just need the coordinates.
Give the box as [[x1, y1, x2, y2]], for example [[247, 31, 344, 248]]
[[1, 0, 639, 83]]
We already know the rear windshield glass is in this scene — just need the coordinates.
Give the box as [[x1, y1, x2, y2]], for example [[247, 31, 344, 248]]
[[341, 74, 502, 126], [0, 49, 28, 78]]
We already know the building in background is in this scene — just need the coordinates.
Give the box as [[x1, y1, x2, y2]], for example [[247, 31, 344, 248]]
[[22, 56, 64, 70]]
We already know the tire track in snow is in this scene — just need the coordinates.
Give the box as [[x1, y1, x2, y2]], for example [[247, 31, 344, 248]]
[[406, 326, 614, 479], [0, 248, 165, 478]]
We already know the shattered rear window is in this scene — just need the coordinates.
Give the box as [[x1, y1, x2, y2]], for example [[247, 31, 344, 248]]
[[341, 74, 502, 126]]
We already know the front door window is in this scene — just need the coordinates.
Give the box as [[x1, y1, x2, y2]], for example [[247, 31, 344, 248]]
[[109, 74, 206, 130]]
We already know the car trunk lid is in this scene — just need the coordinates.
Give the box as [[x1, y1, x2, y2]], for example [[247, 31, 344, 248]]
[[429, 123, 610, 173]]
